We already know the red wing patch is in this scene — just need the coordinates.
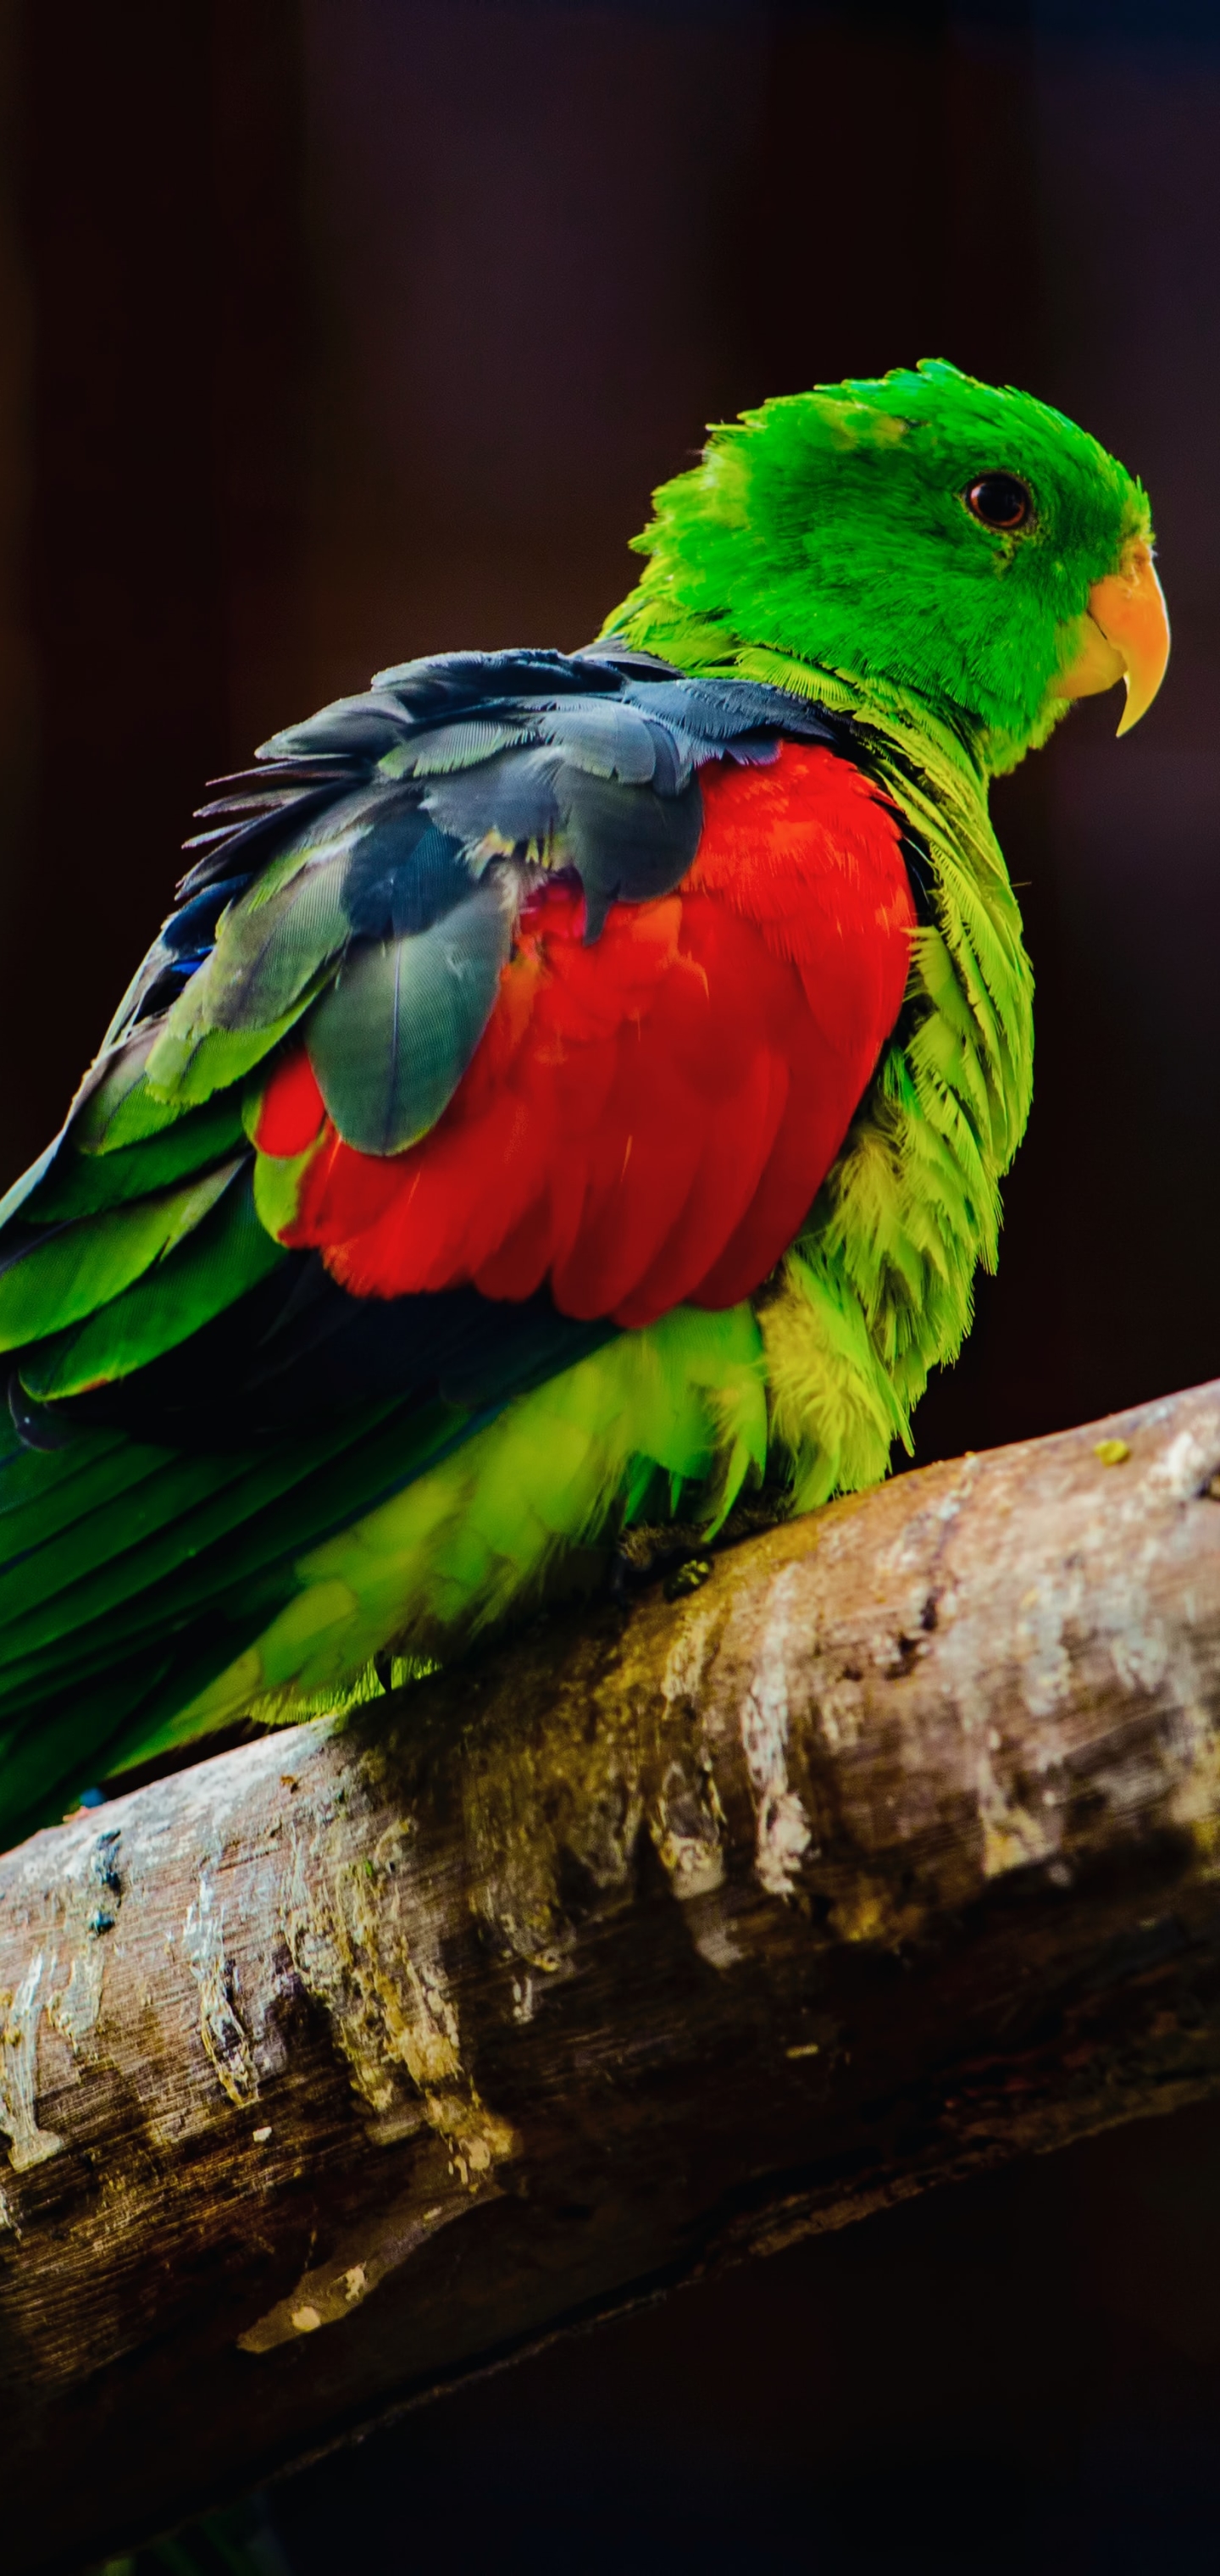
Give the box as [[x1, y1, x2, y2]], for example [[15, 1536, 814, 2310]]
[[254, 743, 916, 1327]]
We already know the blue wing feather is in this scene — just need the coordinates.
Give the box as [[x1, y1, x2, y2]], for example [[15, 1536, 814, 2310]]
[[0, 643, 862, 1402]]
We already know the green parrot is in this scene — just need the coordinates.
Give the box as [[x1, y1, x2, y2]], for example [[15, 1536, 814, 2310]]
[[0, 360, 1167, 1848]]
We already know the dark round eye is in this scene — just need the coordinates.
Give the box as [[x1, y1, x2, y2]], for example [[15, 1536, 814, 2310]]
[[964, 473, 1034, 531]]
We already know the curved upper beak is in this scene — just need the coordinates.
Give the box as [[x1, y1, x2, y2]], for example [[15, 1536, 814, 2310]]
[[1050, 536, 1171, 736]]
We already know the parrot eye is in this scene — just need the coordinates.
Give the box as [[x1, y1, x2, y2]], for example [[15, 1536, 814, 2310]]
[[964, 473, 1034, 531]]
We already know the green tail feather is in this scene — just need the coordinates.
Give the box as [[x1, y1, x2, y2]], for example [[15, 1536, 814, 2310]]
[[0, 1307, 766, 1847], [164, 1305, 767, 1743]]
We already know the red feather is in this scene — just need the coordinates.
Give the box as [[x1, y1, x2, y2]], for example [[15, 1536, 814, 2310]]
[[255, 744, 915, 1326]]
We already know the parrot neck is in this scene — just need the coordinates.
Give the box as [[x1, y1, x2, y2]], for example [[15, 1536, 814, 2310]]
[[601, 594, 1034, 1169], [599, 596, 1009, 793], [600, 595, 1013, 869]]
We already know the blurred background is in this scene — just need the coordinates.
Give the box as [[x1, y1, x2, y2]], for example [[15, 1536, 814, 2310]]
[[3, 0, 1220, 2568]]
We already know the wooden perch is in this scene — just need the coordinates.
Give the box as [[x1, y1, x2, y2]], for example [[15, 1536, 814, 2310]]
[[7, 1381, 1220, 2573]]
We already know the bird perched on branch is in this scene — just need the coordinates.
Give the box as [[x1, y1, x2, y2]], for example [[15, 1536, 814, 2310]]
[[0, 361, 1168, 1845]]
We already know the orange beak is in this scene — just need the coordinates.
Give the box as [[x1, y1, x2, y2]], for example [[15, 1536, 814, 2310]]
[[1050, 536, 1170, 736]]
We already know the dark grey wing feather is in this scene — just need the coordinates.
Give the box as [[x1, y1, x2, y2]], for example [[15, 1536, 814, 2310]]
[[10, 643, 861, 1212], [305, 876, 516, 1155]]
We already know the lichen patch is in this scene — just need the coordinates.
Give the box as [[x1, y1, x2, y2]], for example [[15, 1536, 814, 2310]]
[[281, 1799, 516, 2185], [184, 1872, 258, 2108], [738, 1566, 812, 1899], [0, 1953, 64, 2171]]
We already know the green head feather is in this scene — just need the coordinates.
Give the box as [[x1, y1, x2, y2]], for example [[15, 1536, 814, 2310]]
[[610, 358, 1150, 774]]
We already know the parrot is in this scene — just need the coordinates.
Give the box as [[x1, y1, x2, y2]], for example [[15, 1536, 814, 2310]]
[[0, 360, 1168, 1849]]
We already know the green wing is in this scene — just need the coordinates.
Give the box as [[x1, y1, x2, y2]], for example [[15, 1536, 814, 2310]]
[[0, 646, 790, 1844]]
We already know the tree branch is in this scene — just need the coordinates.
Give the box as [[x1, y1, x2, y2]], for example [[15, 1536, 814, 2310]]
[[6, 1381, 1220, 2573]]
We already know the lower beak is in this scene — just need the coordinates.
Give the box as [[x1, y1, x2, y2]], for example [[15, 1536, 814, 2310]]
[[1050, 536, 1170, 736]]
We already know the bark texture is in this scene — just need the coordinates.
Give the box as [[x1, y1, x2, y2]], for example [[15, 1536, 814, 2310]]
[[7, 1381, 1220, 2572]]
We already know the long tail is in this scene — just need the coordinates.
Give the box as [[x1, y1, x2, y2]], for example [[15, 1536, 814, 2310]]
[[0, 1305, 767, 1849]]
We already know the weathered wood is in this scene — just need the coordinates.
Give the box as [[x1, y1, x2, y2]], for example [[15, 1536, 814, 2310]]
[[6, 1380, 1220, 2572]]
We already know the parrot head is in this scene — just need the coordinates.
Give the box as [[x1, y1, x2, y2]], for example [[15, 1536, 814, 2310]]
[[619, 359, 1168, 774]]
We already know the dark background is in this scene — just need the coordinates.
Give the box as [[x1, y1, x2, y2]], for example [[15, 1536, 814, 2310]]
[[4, 1, 1220, 2568]]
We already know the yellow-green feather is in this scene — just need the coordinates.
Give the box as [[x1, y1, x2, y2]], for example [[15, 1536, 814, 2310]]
[[602, 602, 1034, 1514], [131, 1306, 768, 1756]]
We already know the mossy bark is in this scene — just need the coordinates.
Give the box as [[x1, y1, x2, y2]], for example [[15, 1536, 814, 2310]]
[[6, 1380, 1220, 2572]]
